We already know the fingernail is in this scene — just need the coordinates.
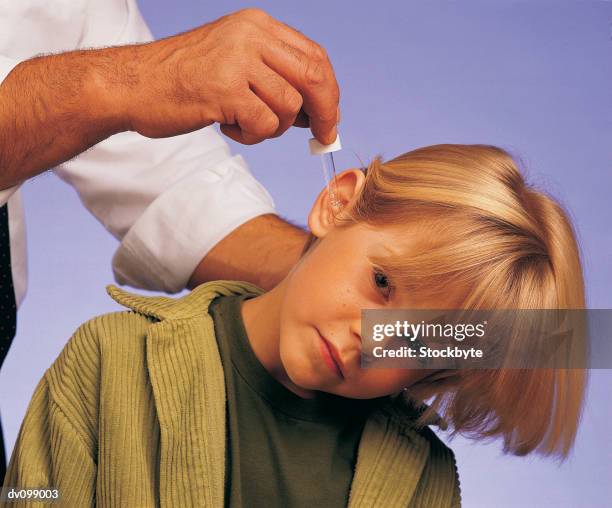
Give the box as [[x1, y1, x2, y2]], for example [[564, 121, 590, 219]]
[[324, 130, 336, 145]]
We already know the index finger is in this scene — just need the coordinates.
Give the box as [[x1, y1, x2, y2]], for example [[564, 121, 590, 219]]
[[260, 38, 340, 144], [302, 53, 339, 145], [254, 14, 340, 143]]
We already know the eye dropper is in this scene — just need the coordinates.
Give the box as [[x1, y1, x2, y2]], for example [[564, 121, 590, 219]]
[[309, 134, 342, 211]]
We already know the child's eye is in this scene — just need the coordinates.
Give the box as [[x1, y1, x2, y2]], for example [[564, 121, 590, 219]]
[[373, 269, 393, 300]]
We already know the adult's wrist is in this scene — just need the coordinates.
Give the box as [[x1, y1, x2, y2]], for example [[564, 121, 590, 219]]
[[84, 45, 142, 136], [187, 214, 309, 291]]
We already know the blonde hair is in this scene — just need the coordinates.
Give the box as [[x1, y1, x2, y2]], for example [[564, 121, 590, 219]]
[[304, 144, 586, 459]]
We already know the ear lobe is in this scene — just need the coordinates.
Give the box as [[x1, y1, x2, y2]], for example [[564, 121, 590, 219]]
[[307, 169, 366, 238]]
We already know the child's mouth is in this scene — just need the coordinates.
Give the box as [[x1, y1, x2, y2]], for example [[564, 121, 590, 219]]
[[317, 330, 345, 380]]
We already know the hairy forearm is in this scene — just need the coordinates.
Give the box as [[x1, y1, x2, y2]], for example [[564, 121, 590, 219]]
[[188, 214, 309, 291], [0, 47, 133, 189]]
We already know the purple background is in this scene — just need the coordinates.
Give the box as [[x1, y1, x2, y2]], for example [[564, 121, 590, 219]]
[[2, 1, 611, 506]]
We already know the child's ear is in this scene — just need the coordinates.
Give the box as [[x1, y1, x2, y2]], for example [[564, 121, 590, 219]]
[[307, 169, 366, 238]]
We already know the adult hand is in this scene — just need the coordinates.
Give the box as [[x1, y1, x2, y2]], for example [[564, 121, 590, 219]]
[[119, 8, 340, 145], [0, 8, 340, 190]]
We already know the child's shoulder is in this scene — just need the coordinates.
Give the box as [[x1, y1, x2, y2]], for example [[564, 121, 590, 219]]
[[48, 309, 154, 390], [70, 308, 155, 350]]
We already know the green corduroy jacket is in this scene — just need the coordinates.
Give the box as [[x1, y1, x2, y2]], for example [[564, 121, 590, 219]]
[[3, 281, 461, 507]]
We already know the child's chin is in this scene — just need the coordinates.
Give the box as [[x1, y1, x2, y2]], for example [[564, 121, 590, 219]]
[[286, 363, 333, 393], [286, 367, 320, 391]]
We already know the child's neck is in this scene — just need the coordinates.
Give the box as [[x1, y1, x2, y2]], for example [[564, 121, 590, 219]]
[[240, 279, 316, 399]]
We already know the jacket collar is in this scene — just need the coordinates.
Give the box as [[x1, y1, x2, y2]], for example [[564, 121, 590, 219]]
[[107, 280, 264, 321]]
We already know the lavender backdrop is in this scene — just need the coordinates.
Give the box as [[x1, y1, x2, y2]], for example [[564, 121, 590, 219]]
[[1, 1, 610, 506]]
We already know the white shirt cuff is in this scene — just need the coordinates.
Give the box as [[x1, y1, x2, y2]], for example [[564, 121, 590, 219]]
[[0, 55, 18, 84], [112, 154, 277, 293], [0, 185, 19, 207]]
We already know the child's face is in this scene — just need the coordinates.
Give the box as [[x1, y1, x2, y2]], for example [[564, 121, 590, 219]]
[[278, 221, 439, 398], [274, 170, 461, 399]]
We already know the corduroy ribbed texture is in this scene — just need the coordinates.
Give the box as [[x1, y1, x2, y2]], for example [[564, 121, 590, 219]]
[[2, 281, 460, 507]]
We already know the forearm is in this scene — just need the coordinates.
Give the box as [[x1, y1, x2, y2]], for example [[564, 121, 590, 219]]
[[188, 214, 309, 291], [0, 47, 131, 189]]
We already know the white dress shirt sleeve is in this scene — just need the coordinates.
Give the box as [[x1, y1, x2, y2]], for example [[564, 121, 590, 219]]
[[0, 55, 17, 87], [0, 55, 28, 307], [0, 55, 21, 207], [54, 0, 277, 293]]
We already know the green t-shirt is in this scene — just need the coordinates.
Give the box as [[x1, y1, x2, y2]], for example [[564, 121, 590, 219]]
[[209, 294, 384, 508]]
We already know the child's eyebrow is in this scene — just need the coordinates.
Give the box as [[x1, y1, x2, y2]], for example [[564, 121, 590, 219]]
[[368, 242, 400, 259], [366, 255, 399, 280]]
